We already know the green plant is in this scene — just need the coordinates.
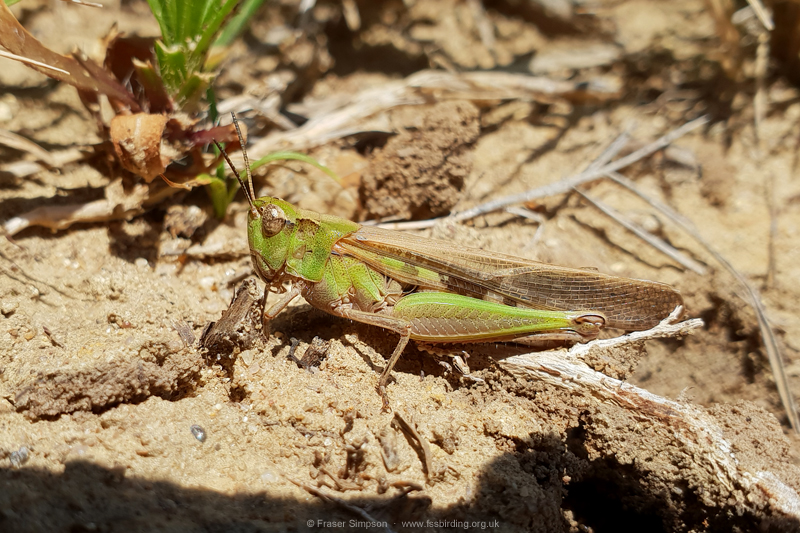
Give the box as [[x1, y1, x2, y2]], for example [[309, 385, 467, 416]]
[[199, 149, 342, 219], [0, 0, 300, 229], [147, 0, 239, 109]]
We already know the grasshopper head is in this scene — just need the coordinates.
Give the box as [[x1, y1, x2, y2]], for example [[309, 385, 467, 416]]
[[215, 112, 358, 287], [214, 113, 300, 287], [246, 197, 298, 284]]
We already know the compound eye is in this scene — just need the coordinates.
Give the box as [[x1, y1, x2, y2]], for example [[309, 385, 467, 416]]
[[260, 205, 286, 238]]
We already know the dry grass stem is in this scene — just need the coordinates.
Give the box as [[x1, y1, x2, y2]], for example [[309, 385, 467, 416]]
[[379, 116, 708, 231], [288, 478, 397, 533], [745, 0, 775, 31], [574, 188, 708, 275], [605, 171, 799, 431], [0, 49, 68, 74], [0, 148, 84, 178], [242, 69, 621, 159], [0, 129, 57, 167], [450, 115, 709, 223], [3, 180, 148, 236]]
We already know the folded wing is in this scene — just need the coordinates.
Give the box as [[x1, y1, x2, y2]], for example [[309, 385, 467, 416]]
[[337, 225, 683, 331]]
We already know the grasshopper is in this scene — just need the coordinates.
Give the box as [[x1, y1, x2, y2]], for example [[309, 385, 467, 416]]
[[215, 117, 682, 408]]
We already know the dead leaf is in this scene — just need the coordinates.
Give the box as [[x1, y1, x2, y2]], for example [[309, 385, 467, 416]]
[[110, 113, 169, 182], [3, 179, 148, 236]]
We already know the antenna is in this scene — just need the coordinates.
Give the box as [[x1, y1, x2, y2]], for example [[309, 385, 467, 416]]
[[214, 112, 257, 210], [214, 138, 253, 209], [231, 112, 256, 202]]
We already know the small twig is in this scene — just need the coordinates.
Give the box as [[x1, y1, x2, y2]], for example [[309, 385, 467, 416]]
[[567, 306, 702, 359], [375, 219, 439, 230], [505, 206, 546, 255], [745, 0, 775, 31], [467, 0, 496, 55], [498, 314, 800, 520], [389, 480, 424, 493], [574, 188, 707, 275], [754, 32, 769, 139], [586, 130, 632, 172], [504, 206, 545, 225], [288, 478, 396, 533], [378, 116, 708, 231], [341, 0, 361, 31], [766, 172, 777, 289], [62, 0, 103, 6], [287, 337, 302, 366], [43, 326, 65, 348], [319, 466, 361, 491], [605, 171, 799, 432], [450, 116, 709, 223], [298, 0, 317, 13], [392, 412, 432, 480], [0, 49, 69, 74]]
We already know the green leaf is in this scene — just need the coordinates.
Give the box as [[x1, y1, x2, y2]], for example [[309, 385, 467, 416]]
[[200, 172, 234, 219], [145, 0, 172, 46], [213, 0, 267, 49], [188, 0, 239, 72], [175, 72, 213, 111], [154, 41, 187, 96], [147, 0, 243, 103], [206, 85, 219, 124], [250, 152, 342, 185]]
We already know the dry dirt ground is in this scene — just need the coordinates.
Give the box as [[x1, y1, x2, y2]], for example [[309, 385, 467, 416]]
[[2, 1, 800, 532]]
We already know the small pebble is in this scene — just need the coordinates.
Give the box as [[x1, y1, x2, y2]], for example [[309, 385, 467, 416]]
[[134, 257, 149, 268], [0, 100, 13, 122], [23, 326, 36, 341], [199, 277, 217, 290], [190, 425, 207, 443], [1, 301, 18, 317], [9, 446, 29, 468], [71, 444, 89, 457]]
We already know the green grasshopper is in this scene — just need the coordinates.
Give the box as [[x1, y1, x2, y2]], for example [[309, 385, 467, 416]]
[[215, 119, 682, 409]]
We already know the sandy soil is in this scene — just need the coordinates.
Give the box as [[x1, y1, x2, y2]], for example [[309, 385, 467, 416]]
[[2, 1, 800, 532]]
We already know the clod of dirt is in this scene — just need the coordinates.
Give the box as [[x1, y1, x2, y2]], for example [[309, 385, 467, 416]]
[[359, 100, 480, 220], [11, 334, 201, 419], [580, 339, 645, 380], [574, 399, 800, 531]]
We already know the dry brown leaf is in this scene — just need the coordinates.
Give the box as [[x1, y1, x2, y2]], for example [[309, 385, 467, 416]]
[[3, 179, 148, 236], [0, 129, 56, 167], [0, 2, 138, 110], [110, 113, 169, 182]]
